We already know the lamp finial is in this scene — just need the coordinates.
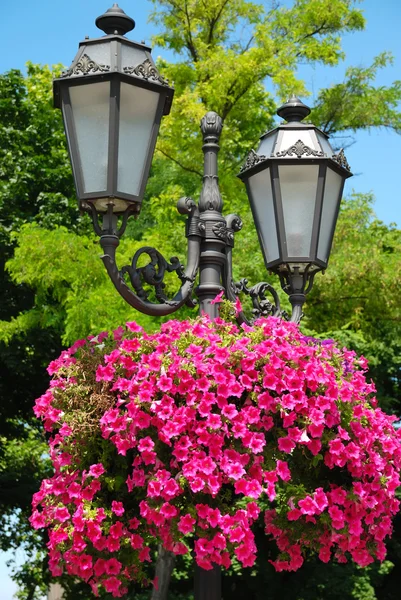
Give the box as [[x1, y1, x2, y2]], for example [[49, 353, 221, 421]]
[[95, 4, 135, 36], [277, 95, 311, 122]]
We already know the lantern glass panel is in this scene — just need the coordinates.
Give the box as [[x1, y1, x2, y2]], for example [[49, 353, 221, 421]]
[[257, 132, 276, 157], [247, 167, 280, 264], [82, 43, 111, 66], [278, 164, 319, 257], [317, 166, 343, 263], [277, 129, 319, 153], [121, 44, 148, 69], [69, 81, 110, 193], [117, 82, 160, 196], [315, 130, 333, 157]]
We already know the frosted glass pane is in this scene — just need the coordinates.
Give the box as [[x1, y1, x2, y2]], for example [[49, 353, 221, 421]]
[[70, 82, 110, 193], [317, 167, 343, 263], [277, 129, 318, 153], [248, 168, 279, 264], [315, 131, 333, 157], [81, 43, 111, 67], [258, 133, 276, 157], [279, 164, 319, 257], [121, 44, 148, 70], [118, 83, 160, 196]]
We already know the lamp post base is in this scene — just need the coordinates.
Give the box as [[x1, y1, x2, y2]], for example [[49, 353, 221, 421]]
[[194, 564, 221, 600]]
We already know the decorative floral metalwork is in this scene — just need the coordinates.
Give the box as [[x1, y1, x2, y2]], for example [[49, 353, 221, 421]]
[[239, 149, 268, 173], [233, 278, 284, 320], [200, 112, 223, 140], [199, 176, 223, 213], [120, 247, 195, 306], [226, 214, 243, 233], [276, 139, 324, 159], [123, 59, 169, 86], [198, 111, 224, 213], [212, 221, 231, 243], [332, 148, 351, 171], [61, 54, 110, 78]]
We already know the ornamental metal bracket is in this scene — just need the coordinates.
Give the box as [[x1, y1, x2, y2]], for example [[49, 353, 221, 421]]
[[61, 54, 110, 78], [332, 148, 351, 171], [233, 278, 284, 320], [89, 197, 201, 317], [222, 212, 309, 325], [120, 247, 196, 306], [123, 59, 169, 86], [275, 139, 324, 159], [222, 215, 288, 324], [224, 263, 308, 325], [239, 149, 268, 173]]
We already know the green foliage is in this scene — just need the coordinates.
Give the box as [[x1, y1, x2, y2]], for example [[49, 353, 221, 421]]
[[305, 193, 401, 413], [0, 63, 82, 600], [0, 427, 52, 600], [1, 0, 401, 598], [0, 425, 50, 513], [312, 53, 401, 136], [4, 223, 180, 343]]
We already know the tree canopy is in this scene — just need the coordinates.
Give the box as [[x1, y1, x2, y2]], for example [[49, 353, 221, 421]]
[[1, 1, 401, 598]]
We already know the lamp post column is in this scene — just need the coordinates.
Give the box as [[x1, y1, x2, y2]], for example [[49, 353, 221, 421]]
[[195, 112, 226, 319], [193, 111, 225, 596]]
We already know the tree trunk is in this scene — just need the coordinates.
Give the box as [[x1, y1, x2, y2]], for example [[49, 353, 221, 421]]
[[151, 545, 176, 600], [47, 583, 64, 600]]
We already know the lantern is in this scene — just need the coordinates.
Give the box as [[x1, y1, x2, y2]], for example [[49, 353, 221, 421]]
[[239, 96, 352, 276], [53, 4, 174, 215]]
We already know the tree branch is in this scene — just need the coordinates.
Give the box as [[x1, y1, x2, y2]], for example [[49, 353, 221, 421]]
[[157, 147, 203, 177], [166, 0, 198, 62], [207, 0, 231, 45], [184, 0, 198, 62], [221, 72, 272, 121], [299, 22, 330, 41], [240, 35, 255, 54]]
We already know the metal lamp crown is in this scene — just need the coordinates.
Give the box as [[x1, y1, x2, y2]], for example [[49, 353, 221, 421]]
[[95, 4, 135, 36]]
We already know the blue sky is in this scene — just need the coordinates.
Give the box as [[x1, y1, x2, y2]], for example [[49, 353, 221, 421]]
[[1, 0, 400, 597]]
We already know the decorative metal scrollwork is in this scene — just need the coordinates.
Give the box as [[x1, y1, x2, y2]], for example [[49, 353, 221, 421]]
[[276, 139, 324, 159], [226, 214, 243, 233], [212, 222, 231, 243], [61, 54, 110, 77], [239, 149, 268, 173], [332, 148, 351, 171], [120, 247, 195, 306], [213, 215, 242, 246], [123, 59, 169, 86], [233, 278, 284, 320]]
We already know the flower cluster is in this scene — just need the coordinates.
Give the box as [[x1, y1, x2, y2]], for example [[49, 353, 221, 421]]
[[31, 316, 401, 596]]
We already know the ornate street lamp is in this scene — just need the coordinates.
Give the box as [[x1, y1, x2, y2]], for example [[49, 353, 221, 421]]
[[54, 5, 352, 599], [238, 95, 352, 321], [53, 3, 174, 216], [79, 96, 351, 325]]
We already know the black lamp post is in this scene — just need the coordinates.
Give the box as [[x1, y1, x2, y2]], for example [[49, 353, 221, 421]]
[[54, 5, 352, 599]]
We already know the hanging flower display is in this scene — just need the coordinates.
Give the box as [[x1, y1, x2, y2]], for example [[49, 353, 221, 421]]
[[31, 314, 401, 597]]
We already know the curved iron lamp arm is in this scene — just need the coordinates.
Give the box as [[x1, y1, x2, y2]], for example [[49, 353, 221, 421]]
[[87, 110, 317, 325], [222, 214, 284, 323], [223, 214, 315, 325], [90, 197, 201, 317], [224, 256, 316, 325]]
